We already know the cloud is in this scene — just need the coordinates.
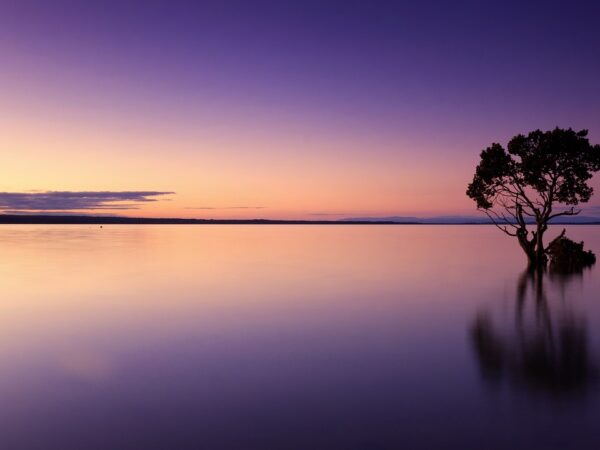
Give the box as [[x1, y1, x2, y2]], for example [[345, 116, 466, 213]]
[[1, 211, 121, 216], [185, 206, 264, 210], [0, 191, 173, 211]]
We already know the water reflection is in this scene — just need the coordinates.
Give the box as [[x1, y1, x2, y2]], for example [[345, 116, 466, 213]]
[[471, 268, 597, 397], [1, 225, 599, 449]]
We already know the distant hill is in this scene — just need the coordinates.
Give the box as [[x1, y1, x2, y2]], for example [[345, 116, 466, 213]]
[[340, 215, 489, 224], [340, 215, 600, 224]]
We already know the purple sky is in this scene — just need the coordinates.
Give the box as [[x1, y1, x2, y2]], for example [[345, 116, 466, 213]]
[[1, 1, 599, 218]]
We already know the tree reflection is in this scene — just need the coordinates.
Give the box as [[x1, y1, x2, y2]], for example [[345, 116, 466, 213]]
[[470, 268, 596, 397]]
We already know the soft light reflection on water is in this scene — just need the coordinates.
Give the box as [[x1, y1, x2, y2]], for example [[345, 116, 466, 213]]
[[0, 225, 599, 449]]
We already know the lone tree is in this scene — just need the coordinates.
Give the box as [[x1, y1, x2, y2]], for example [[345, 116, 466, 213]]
[[467, 128, 600, 267]]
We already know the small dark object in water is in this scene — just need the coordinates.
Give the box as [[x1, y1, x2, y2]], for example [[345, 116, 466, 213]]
[[547, 236, 596, 273]]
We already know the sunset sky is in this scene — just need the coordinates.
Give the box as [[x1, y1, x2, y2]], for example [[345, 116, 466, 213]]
[[1, 1, 599, 219]]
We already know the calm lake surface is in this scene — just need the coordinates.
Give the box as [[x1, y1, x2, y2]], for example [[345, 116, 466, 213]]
[[1, 225, 599, 449]]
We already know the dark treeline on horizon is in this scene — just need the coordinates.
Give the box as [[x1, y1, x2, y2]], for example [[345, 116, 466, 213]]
[[0, 215, 598, 225], [0, 215, 411, 225]]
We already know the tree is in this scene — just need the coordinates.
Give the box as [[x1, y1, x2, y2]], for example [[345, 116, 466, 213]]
[[467, 128, 600, 267]]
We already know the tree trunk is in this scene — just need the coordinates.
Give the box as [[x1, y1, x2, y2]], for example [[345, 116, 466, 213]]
[[516, 222, 549, 268], [517, 229, 537, 267], [534, 222, 547, 268]]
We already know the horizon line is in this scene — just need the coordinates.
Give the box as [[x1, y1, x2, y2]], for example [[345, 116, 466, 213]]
[[0, 213, 599, 226]]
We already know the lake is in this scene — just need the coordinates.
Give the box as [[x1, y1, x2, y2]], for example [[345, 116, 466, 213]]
[[0, 225, 599, 449]]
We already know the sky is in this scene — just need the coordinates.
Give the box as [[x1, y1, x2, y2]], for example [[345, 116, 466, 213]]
[[1, 0, 599, 219]]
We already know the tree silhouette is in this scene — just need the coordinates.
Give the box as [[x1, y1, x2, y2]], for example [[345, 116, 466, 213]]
[[467, 128, 600, 267]]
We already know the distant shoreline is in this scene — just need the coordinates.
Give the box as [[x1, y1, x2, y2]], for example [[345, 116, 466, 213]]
[[0, 215, 598, 225]]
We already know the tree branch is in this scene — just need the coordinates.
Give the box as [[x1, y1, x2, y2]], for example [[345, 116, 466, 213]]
[[547, 207, 581, 220], [482, 209, 518, 236]]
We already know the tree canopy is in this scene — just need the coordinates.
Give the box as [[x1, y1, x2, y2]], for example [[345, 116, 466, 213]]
[[467, 127, 600, 266]]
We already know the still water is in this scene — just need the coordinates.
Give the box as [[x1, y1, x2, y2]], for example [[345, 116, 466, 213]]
[[0, 225, 599, 449]]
